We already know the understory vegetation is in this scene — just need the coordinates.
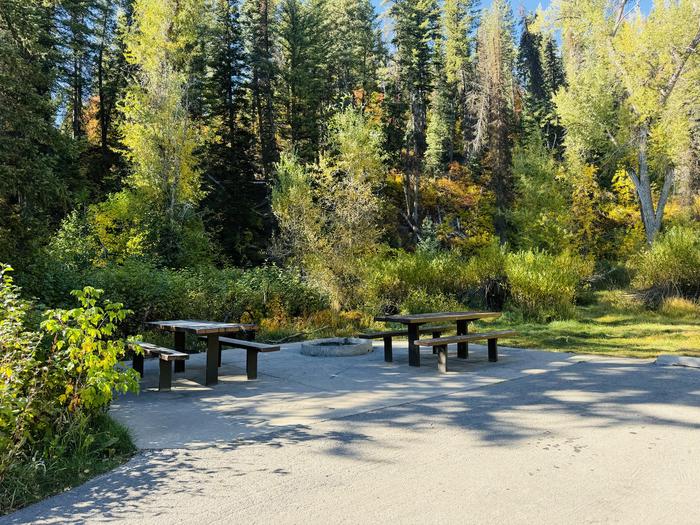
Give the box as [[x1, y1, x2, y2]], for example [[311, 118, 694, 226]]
[[2, 0, 700, 515], [0, 267, 139, 513]]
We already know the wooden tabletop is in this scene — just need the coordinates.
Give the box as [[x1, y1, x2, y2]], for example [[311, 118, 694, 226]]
[[146, 320, 257, 335], [374, 311, 502, 324]]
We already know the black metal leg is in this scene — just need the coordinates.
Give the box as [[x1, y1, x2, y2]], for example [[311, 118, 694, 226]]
[[383, 335, 393, 362], [218, 343, 222, 367], [159, 359, 172, 391], [174, 331, 186, 372], [488, 338, 498, 362], [206, 334, 219, 385], [437, 345, 448, 373], [408, 324, 420, 367], [133, 354, 144, 377], [246, 349, 258, 379], [457, 320, 468, 359]]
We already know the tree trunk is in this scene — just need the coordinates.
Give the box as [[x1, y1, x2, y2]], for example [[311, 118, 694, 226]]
[[627, 125, 674, 244]]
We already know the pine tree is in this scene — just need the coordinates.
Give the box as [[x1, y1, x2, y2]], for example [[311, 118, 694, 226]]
[[443, 0, 479, 158], [540, 34, 566, 150], [276, 0, 329, 161], [0, 0, 78, 262], [425, 41, 455, 174], [516, 15, 565, 151], [474, 0, 516, 242], [83, 1, 132, 196], [54, 0, 111, 139], [390, 0, 440, 235], [242, 0, 278, 177], [326, 0, 384, 102], [200, 0, 269, 264]]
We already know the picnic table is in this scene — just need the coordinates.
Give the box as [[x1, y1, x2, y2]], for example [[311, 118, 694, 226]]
[[374, 311, 501, 368], [146, 320, 257, 386]]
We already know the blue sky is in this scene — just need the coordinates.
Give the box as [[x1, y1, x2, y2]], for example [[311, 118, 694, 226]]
[[373, 0, 654, 18]]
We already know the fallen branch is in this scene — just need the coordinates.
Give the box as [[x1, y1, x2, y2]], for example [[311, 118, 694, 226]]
[[268, 324, 329, 344]]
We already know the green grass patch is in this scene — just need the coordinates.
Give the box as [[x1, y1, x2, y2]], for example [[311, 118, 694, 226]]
[[1, 413, 136, 516], [479, 290, 700, 358]]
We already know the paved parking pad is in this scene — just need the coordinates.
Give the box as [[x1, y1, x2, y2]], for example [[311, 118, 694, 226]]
[[5, 343, 699, 524]]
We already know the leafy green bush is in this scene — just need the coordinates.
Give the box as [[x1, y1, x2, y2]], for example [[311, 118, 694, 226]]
[[228, 265, 328, 320], [361, 249, 474, 314], [505, 250, 593, 321], [463, 241, 508, 309], [399, 289, 464, 314], [81, 261, 327, 332], [0, 266, 139, 513], [630, 226, 700, 302]]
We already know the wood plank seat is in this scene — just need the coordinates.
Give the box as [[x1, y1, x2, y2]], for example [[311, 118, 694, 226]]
[[358, 325, 452, 362], [131, 342, 188, 392], [414, 330, 516, 373], [216, 337, 280, 380]]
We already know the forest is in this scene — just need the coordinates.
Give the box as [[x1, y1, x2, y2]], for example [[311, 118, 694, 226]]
[[3, 0, 700, 345], [1, 0, 700, 511]]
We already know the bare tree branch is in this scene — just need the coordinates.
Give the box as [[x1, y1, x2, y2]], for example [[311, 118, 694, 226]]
[[660, 24, 700, 106], [611, 0, 633, 37]]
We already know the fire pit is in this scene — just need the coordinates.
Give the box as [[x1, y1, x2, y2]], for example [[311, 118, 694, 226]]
[[300, 337, 374, 357]]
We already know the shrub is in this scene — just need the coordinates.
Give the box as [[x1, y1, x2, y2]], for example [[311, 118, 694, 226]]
[[361, 249, 474, 314], [630, 226, 700, 303], [82, 261, 328, 332], [227, 265, 328, 321], [505, 250, 593, 322], [399, 289, 464, 314], [0, 266, 139, 512], [463, 240, 508, 309]]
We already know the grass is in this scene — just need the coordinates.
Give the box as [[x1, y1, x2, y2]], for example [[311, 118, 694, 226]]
[[480, 290, 700, 358], [1, 413, 136, 516]]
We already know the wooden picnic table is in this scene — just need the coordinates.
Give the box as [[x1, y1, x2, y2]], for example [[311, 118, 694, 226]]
[[374, 311, 501, 367], [146, 320, 257, 386]]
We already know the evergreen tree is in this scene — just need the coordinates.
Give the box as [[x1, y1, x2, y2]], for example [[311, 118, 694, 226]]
[[242, 0, 278, 177], [84, 1, 132, 196], [54, 0, 107, 139], [276, 0, 329, 161], [390, 0, 440, 235], [443, 0, 479, 158], [425, 41, 455, 174], [200, 0, 269, 264], [516, 15, 565, 151], [326, 0, 384, 102], [474, 0, 516, 242], [0, 0, 77, 263]]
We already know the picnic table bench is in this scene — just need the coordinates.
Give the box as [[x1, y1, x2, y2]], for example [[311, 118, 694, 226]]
[[415, 330, 517, 373], [198, 335, 280, 380], [374, 311, 514, 372], [358, 325, 452, 362], [131, 342, 188, 392], [218, 338, 280, 379]]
